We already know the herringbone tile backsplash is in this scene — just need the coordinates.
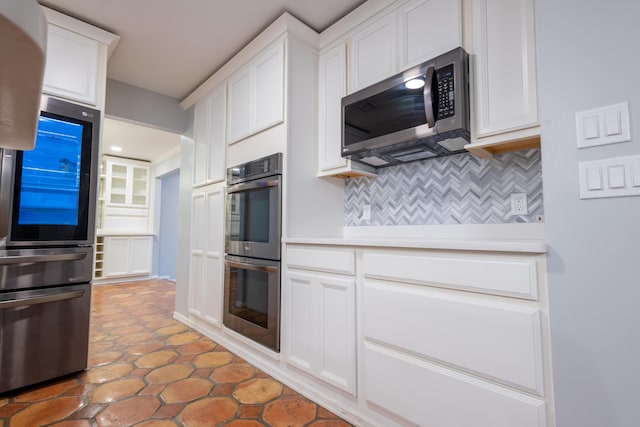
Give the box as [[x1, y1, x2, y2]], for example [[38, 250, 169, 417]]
[[345, 149, 543, 226]]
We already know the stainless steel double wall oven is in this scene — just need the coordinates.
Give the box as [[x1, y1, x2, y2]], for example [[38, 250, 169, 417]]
[[224, 153, 282, 352]]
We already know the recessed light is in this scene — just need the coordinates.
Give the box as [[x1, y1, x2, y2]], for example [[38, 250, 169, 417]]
[[110, 146, 123, 152], [404, 78, 425, 89]]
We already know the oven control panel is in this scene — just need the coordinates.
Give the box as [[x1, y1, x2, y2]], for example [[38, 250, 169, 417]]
[[227, 152, 282, 184]]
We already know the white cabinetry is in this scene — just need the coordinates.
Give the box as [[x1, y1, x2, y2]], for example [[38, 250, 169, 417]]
[[189, 183, 225, 327], [360, 248, 552, 426], [105, 157, 150, 208], [227, 41, 284, 145], [318, 43, 374, 177], [349, 13, 397, 93], [348, 0, 461, 94], [465, 0, 540, 157], [398, 0, 462, 69], [102, 235, 152, 279], [193, 85, 226, 187], [42, 7, 118, 109], [285, 246, 357, 395]]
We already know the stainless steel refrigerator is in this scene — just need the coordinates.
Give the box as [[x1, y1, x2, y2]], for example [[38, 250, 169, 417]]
[[0, 96, 100, 394]]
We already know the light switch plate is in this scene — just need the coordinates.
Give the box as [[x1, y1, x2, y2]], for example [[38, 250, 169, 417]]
[[576, 102, 631, 148], [579, 155, 640, 199]]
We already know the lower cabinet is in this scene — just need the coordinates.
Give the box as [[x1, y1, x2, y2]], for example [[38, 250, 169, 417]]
[[188, 183, 225, 327], [284, 245, 357, 396], [360, 248, 551, 427], [101, 235, 153, 279]]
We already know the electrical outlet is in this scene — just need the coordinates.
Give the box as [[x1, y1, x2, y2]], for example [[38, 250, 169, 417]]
[[362, 204, 371, 220], [510, 193, 528, 215]]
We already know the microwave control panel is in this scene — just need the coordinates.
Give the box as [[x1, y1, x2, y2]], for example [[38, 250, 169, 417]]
[[435, 64, 455, 120]]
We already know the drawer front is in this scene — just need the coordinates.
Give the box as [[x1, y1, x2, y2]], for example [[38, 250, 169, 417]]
[[363, 250, 539, 299], [364, 280, 545, 394], [363, 342, 547, 427], [286, 246, 355, 275]]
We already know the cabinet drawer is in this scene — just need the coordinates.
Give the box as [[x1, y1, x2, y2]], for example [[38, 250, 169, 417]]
[[286, 246, 355, 275], [364, 342, 547, 427], [363, 280, 544, 394], [363, 250, 539, 299]]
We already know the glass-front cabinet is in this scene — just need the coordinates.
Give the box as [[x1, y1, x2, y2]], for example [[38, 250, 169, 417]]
[[104, 156, 150, 208]]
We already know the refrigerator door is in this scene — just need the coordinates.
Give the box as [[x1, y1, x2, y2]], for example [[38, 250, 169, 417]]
[[0, 283, 91, 393]]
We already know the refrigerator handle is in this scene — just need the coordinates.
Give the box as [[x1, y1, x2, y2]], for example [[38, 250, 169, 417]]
[[0, 252, 86, 265], [0, 289, 85, 309]]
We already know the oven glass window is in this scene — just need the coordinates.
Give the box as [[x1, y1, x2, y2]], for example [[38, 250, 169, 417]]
[[228, 187, 270, 243], [227, 266, 269, 328]]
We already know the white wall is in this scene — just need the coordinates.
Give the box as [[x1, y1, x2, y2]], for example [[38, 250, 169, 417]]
[[536, 2, 640, 426]]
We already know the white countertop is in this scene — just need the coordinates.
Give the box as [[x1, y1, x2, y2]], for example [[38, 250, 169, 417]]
[[284, 223, 547, 253]]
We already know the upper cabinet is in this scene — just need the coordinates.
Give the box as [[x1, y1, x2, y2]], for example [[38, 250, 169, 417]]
[[349, 13, 398, 93], [99, 156, 151, 233], [41, 7, 119, 110], [464, 0, 540, 157], [227, 41, 284, 145], [349, 0, 461, 94], [318, 43, 375, 177], [398, 0, 462, 70], [193, 85, 226, 187]]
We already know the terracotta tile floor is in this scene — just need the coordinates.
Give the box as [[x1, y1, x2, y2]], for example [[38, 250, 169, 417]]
[[0, 279, 353, 427]]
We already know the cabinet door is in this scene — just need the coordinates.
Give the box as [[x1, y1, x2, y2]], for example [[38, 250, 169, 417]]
[[207, 87, 227, 183], [103, 237, 130, 277], [189, 192, 206, 318], [43, 24, 99, 105], [227, 68, 252, 144], [106, 163, 128, 205], [399, 0, 462, 69], [253, 42, 284, 132], [286, 271, 316, 374], [349, 13, 398, 93], [129, 236, 152, 275], [130, 166, 149, 207], [193, 96, 211, 186], [472, 0, 538, 137], [318, 44, 348, 172], [202, 185, 224, 326], [317, 275, 356, 395]]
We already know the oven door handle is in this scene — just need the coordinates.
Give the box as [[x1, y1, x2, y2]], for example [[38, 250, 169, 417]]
[[226, 179, 280, 193], [0, 289, 85, 309], [0, 252, 87, 265], [226, 260, 279, 273]]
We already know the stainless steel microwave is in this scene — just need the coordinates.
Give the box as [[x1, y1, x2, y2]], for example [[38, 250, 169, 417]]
[[341, 47, 470, 167]]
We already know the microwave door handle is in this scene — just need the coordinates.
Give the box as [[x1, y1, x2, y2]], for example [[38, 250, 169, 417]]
[[423, 66, 436, 128], [227, 260, 278, 274]]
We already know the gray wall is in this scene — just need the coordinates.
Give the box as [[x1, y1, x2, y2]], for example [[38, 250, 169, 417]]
[[345, 150, 543, 225], [105, 78, 188, 134], [536, 2, 640, 426], [158, 170, 180, 280]]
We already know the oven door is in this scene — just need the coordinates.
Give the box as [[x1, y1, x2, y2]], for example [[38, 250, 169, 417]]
[[225, 175, 281, 260], [223, 255, 280, 352]]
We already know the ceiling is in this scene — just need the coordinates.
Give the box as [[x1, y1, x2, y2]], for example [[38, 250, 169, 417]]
[[37, 0, 366, 163], [102, 117, 181, 163], [38, 0, 366, 100]]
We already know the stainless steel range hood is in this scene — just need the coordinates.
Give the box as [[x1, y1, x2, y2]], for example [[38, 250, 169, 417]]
[[0, 0, 47, 151]]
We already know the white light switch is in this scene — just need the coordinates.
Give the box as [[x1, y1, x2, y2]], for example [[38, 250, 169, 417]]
[[579, 155, 640, 199], [632, 157, 640, 188], [607, 165, 626, 188], [576, 102, 631, 148], [583, 116, 600, 139], [604, 110, 622, 136], [585, 167, 603, 190]]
